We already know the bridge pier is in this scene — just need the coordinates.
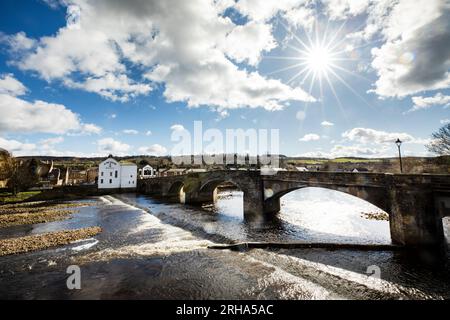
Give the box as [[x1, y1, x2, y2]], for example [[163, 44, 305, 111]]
[[388, 186, 446, 248]]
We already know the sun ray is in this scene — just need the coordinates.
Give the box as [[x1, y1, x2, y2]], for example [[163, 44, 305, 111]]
[[286, 66, 310, 85], [327, 68, 374, 109], [323, 70, 349, 122], [265, 18, 376, 114], [280, 21, 311, 51], [329, 63, 372, 82], [262, 55, 304, 61], [325, 20, 347, 51], [264, 61, 309, 76]]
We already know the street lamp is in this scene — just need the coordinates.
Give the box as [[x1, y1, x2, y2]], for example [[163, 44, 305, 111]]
[[395, 138, 403, 173]]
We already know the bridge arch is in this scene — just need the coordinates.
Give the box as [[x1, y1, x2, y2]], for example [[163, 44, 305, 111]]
[[196, 178, 245, 205], [264, 183, 390, 215], [166, 179, 186, 203], [199, 178, 246, 195]]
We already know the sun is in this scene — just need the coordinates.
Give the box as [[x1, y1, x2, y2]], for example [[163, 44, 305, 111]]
[[263, 20, 372, 110], [306, 45, 332, 74]]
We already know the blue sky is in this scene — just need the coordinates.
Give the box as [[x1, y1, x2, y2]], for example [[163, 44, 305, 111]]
[[0, 0, 449, 158]]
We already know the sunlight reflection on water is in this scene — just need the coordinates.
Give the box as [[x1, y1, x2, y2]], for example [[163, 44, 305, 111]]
[[214, 187, 391, 244]]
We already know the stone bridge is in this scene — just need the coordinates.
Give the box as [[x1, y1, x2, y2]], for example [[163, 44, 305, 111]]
[[138, 170, 450, 248]]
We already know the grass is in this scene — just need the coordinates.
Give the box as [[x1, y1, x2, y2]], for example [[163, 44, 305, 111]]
[[0, 191, 42, 204], [330, 158, 382, 163], [289, 158, 382, 165]]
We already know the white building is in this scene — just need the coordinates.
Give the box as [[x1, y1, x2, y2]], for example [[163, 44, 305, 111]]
[[139, 165, 156, 178], [98, 157, 137, 189]]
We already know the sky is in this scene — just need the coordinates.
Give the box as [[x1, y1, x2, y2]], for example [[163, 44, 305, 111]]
[[0, 0, 449, 158]]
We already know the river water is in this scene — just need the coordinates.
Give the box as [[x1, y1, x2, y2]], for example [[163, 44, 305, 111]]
[[0, 188, 449, 299]]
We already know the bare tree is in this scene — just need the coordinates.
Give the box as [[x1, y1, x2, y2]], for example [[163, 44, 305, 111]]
[[427, 124, 450, 155]]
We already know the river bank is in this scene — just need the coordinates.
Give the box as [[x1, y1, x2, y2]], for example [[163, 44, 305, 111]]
[[0, 201, 96, 228], [0, 227, 102, 256], [0, 200, 102, 256]]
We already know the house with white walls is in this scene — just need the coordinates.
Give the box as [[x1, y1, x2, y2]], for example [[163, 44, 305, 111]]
[[98, 156, 137, 189], [139, 165, 156, 178]]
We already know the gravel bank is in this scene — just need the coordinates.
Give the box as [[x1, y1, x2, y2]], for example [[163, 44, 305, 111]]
[[0, 201, 96, 228], [0, 227, 102, 256]]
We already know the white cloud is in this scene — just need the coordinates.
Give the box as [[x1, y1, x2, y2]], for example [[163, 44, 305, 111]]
[[40, 136, 64, 151], [145, 130, 152, 136], [441, 119, 450, 124], [170, 124, 185, 132], [123, 129, 139, 135], [0, 31, 36, 52], [234, 0, 307, 22], [40, 136, 64, 145], [370, 0, 450, 98], [342, 127, 429, 145], [138, 144, 167, 156], [0, 137, 36, 156], [5, 0, 314, 110], [408, 92, 450, 112], [0, 74, 28, 96], [299, 133, 320, 142], [82, 123, 102, 135], [0, 93, 81, 134], [65, 74, 152, 102], [0, 135, 102, 157], [66, 5, 81, 30], [220, 21, 276, 66], [299, 144, 389, 158], [321, 120, 334, 127], [0, 74, 101, 135], [296, 110, 306, 121], [97, 138, 130, 155], [324, 0, 371, 20], [283, 6, 315, 30]]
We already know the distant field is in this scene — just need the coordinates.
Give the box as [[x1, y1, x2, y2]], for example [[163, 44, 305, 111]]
[[289, 158, 383, 165], [329, 158, 383, 163]]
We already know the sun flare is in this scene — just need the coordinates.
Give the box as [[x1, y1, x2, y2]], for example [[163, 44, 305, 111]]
[[306, 45, 332, 73], [264, 21, 373, 110]]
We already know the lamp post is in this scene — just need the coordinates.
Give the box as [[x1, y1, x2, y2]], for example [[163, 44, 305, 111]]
[[395, 138, 403, 173]]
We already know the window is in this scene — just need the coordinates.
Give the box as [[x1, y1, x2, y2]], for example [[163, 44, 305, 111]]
[[115, 171, 118, 178], [109, 179, 112, 184], [100, 179, 103, 184], [101, 172, 104, 176], [110, 172, 112, 177]]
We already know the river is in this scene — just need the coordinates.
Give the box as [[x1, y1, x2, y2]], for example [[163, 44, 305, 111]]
[[0, 188, 449, 299]]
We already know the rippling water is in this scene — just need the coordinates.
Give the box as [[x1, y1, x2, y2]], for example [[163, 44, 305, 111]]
[[0, 189, 449, 300]]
